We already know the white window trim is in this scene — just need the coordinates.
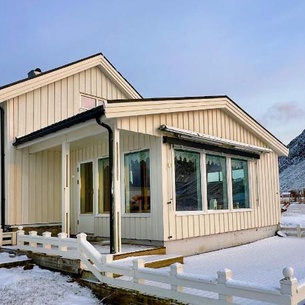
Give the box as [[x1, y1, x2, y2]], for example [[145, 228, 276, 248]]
[[173, 148, 254, 215], [78, 156, 111, 217], [80, 93, 105, 112], [122, 148, 152, 216]]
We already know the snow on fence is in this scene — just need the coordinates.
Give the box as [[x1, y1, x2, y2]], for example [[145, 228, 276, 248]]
[[16, 228, 305, 305]]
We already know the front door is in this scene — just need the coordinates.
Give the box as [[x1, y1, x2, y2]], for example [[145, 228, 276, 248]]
[[79, 161, 94, 233]]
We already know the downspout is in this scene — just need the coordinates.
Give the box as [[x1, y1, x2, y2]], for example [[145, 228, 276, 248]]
[[0, 106, 5, 230], [95, 117, 115, 254]]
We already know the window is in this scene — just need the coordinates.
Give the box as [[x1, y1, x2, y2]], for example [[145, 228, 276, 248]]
[[174, 150, 202, 211], [80, 95, 103, 111], [231, 158, 249, 209], [206, 154, 228, 210], [98, 158, 110, 213], [80, 162, 93, 214], [173, 148, 250, 212], [124, 150, 150, 213]]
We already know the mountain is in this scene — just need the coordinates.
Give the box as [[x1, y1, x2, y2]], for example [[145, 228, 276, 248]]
[[279, 129, 305, 193]]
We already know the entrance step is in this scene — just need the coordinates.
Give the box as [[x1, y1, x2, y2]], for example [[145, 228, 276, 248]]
[[113, 246, 166, 260]]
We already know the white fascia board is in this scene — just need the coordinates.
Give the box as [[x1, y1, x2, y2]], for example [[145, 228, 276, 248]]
[[98, 56, 141, 99], [160, 125, 272, 154], [0, 54, 141, 102], [0, 56, 102, 101], [16, 121, 105, 153]]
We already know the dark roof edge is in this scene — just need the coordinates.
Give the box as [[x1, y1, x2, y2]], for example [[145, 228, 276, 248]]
[[107, 94, 287, 148], [13, 106, 104, 147], [107, 95, 228, 104], [0, 53, 143, 98]]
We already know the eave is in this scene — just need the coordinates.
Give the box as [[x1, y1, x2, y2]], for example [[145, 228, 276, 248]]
[[0, 53, 142, 102], [104, 96, 288, 157]]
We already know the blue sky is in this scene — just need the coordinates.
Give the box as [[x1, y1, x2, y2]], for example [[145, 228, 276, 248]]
[[1, 0, 305, 144]]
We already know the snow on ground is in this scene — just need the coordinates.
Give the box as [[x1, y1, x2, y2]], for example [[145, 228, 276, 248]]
[[0, 262, 101, 305], [0, 203, 305, 304], [280, 203, 305, 227], [179, 205, 305, 289]]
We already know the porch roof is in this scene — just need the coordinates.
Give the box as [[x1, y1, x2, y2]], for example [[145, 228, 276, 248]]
[[13, 106, 104, 147]]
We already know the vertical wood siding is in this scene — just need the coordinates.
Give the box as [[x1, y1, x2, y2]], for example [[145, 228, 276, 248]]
[[117, 109, 281, 241], [119, 132, 164, 241], [6, 67, 128, 225]]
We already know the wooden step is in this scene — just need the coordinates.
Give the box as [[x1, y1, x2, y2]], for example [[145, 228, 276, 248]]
[[113, 246, 166, 260]]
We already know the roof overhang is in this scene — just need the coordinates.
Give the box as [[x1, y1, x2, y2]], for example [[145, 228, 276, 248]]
[[13, 106, 106, 153], [159, 124, 272, 159], [0, 53, 142, 102]]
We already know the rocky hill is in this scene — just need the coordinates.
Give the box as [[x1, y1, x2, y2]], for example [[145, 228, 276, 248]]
[[279, 129, 305, 192]]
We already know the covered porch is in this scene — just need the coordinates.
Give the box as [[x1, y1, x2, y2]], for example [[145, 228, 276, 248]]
[[13, 106, 123, 253]]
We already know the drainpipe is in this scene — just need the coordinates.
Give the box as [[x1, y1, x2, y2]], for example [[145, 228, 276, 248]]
[[0, 106, 5, 230], [95, 117, 115, 254]]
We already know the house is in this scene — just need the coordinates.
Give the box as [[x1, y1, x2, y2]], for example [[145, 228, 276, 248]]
[[0, 53, 288, 256]]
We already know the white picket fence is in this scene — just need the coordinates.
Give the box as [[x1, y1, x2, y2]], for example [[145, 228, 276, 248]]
[[16, 228, 305, 305], [279, 224, 305, 237]]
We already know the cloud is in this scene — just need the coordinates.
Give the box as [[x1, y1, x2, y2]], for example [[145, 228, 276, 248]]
[[260, 101, 305, 126]]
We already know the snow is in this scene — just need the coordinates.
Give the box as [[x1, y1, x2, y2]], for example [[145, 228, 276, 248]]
[[0, 264, 101, 305], [1, 204, 305, 304]]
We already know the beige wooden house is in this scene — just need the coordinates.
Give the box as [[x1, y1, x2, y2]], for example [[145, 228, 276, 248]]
[[0, 53, 288, 255]]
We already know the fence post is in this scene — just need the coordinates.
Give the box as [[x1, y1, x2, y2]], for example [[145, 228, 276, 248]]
[[102, 255, 113, 278], [58, 232, 67, 252], [11, 231, 17, 246], [16, 226, 24, 246], [133, 259, 145, 284], [43, 232, 52, 250], [297, 225, 301, 237], [217, 269, 233, 303], [170, 263, 184, 292], [280, 267, 298, 298], [76, 233, 87, 268], [28, 231, 38, 247]]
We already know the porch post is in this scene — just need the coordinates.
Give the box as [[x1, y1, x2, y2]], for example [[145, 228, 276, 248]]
[[61, 142, 70, 236], [113, 126, 121, 253]]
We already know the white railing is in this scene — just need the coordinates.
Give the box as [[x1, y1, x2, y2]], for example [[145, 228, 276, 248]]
[[279, 224, 305, 237], [0, 226, 17, 246], [16, 228, 305, 305]]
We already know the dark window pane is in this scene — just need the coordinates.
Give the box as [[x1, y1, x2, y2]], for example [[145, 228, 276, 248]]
[[98, 158, 110, 213], [232, 158, 249, 209], [206, 155, 228, 210], [175, 150, 202, 211], [125, 150, 150, 213], [80, 162, 93, 214]]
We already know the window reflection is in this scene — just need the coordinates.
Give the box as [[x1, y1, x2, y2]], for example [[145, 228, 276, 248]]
[[206, 155, 228, 210], [124, 150, 150, 213], [232, 158, 249, 209], [174, 150, 202, 211]]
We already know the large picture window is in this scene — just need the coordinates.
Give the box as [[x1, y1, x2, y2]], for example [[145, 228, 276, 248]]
[[231, 158, 250, 209], [124, 150, 150, 213], [173, 149, 250, 212], [206, 154, 228, 210], [174, 150, 202, 211]]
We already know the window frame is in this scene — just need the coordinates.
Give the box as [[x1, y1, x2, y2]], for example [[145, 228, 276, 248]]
[[80, 93, 104, 112], [173, 146, 252, 215], [123, 148, 151, 215]]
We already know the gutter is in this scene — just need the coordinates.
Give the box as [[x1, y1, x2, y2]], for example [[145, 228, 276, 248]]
[[0, 106, 5, 230], [95, 117, 115, 254]]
